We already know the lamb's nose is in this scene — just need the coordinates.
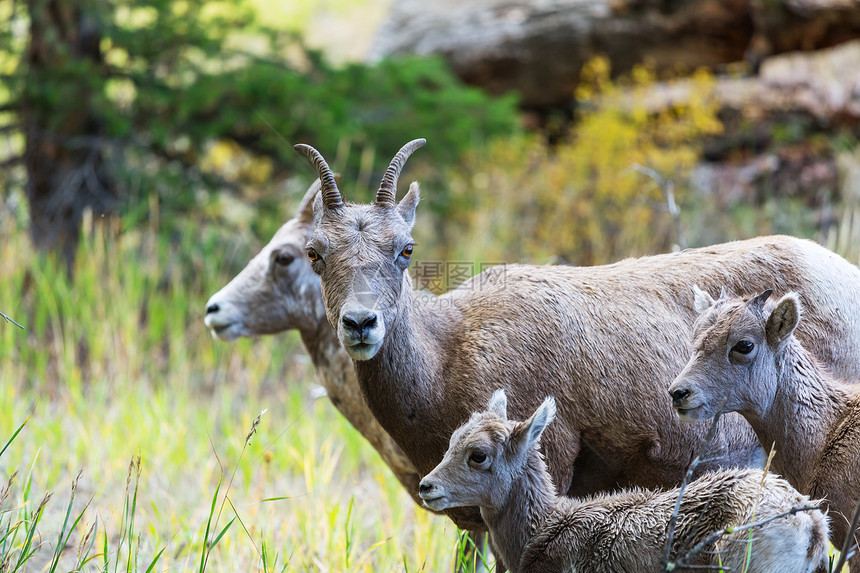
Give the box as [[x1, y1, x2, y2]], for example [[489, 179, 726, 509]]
[[206, 303, 220, 315], [418, 481, 434, 497], [670, 388, 691, 403]]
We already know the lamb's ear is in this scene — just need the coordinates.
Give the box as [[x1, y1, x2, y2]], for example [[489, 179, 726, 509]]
[[512, 397, 556, 454], [312, 192, 324, 225], [692, 285, 716, 314], [765, 293, 800, 347], [397, 182, 420, 228], [487, 389, 507, 420]]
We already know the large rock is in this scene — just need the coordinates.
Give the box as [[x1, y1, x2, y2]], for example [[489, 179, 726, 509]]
[[370, 0, 860, 108], [648, 41, 860, 211], [634, 39, 860, 122]]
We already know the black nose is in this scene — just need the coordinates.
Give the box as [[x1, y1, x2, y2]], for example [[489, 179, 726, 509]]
[[419, 482, 433, 496], [342, 313, 377, 334], [206, 303, 220, 314], [671, 388, 691, 403]]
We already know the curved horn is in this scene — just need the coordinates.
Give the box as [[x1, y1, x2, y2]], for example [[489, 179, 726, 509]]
[[295, 178, 322, 223], [749, 289, 774, 310], [294, 144, 343, 209], [375, 138, 426, 206], [295, 175, 340, 223]]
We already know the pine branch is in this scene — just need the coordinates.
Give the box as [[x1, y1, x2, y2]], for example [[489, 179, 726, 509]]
[[0, 123, 21, 135], [0, 101, 21, 114], [143, 140, 244, 194], [0, 155, 23, 170]]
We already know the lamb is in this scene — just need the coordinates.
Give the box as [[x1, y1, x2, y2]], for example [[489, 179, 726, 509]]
[[295, 138, 860, 541], [203, 178, 422, 503], [669, 288, 860, 569], [419, 389, 830, 573]]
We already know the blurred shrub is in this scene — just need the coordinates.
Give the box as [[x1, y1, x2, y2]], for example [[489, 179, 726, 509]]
[[823, 149, 860, 263], [114, 44, 521, 252], [442, 58, 723, 266], [0, 0, 520, 248], [125, 42, 520, 227]]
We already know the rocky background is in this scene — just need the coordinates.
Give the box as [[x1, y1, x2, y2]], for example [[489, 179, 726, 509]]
[[371, 0, 860, 214]]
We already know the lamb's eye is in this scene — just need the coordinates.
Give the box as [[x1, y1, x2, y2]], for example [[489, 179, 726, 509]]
[[469, 451, 487, 464], [401, 245, 413, 259], [275, 252, 294, 266], [307, 248, 319, 262], [732, 340, 754, 354]]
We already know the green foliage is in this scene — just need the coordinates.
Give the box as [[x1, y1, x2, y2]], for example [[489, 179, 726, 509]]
[[0, 0, 519, 233], [301, 55, 518, 169], [444, 58, 726, 265], [3, 4, 860, 569], [454, 529, 494, 573]]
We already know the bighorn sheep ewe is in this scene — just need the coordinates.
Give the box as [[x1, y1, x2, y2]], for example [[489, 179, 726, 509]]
[[204, 179, 421, 503], [295, 138, 860, 536], [420, 390, 830, 573], [669, 288, 860, 569]]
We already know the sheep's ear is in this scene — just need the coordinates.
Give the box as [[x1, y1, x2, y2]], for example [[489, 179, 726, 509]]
[[512, 397, 556, 455], [312, 192, 324, 225], [397, 182, 420, 228], [692, 285, 716, 314], [487, 389, 507, 420], [765, 293, 800, 347]]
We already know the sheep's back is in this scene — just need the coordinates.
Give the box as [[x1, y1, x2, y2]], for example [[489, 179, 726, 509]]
[[519, 469, 828, 572]]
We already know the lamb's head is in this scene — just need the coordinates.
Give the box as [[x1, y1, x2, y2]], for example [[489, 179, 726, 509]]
[[204, 179, 324, 341], [418, 390, 557, 512], [295, 139, 425, 361], [669, 286, 802, 422]]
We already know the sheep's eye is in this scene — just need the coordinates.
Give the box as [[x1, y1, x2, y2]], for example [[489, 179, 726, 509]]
[[401, 245, 413, 259], [275, 252, 294, 266], [732, 340, 754, 355], [307, 248, 319, 262], [469, 451, 487, 464]]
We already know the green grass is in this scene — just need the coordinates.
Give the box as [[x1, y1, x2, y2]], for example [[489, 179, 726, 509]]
[[1, 179, 857, 571], [0, 218, 464, 572]]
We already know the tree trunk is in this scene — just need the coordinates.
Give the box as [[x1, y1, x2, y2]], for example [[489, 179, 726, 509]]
[[22, 0, 114, 272]]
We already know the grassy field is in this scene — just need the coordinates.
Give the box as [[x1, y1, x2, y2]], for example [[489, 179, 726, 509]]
[[0, 215, 464, 572], [1, 157, 858, 571], [6, 0, 860, 569]]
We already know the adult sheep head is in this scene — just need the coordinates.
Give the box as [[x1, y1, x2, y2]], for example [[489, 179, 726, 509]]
[[204, 179, 325, 341], [295, 139, 425, 360]]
